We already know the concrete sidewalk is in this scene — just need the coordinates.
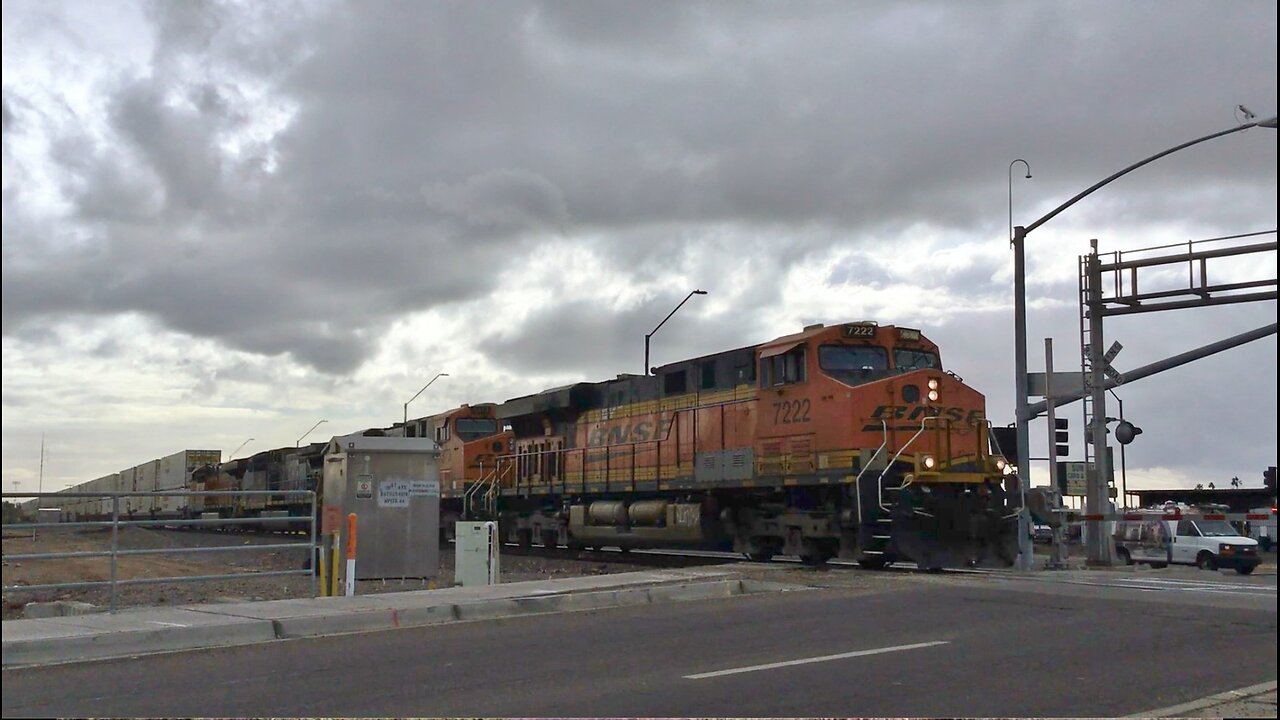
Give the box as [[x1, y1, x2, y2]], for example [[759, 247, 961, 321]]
[[1130, 680, 1278, 718], [2, 567, 795, 668]]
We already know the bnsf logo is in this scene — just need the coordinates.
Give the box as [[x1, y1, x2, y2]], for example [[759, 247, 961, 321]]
[[862, 404, 983, 431], [587, 418, 675, 447]]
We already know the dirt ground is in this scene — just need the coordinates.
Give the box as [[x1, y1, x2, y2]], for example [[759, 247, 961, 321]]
[[1, 526, 715, 620]]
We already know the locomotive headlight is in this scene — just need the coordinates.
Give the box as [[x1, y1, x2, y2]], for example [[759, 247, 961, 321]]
[[922, 455, 937, 470], [995, 458, 1008, 472], [928, 379, 940, 390], [927, 390, 940, 402]]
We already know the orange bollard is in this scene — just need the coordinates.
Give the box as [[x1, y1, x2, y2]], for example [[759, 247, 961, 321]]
[[345, 513, 357, 596]]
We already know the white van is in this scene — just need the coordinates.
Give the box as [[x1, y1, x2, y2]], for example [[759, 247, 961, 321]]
[[1114, 516, 1261, 575]]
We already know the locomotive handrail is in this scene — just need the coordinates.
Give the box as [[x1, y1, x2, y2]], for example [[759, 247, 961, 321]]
[[852, 420, 890, 530], [984, 419, 1025, 521], [877, 414, 943, 517]]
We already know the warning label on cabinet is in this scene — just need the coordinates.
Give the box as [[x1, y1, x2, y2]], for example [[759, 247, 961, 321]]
[[378, 478, 411, 507], [411, 479, 439, 497], [355, 476, 373, 499]]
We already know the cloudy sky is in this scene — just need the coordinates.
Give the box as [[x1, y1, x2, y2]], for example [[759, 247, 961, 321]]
[[3, 0, 1276, 498]]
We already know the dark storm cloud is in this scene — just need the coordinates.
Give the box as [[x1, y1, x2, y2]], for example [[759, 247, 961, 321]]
[[2, 0, 1275, 376], [478, 294, 760, 381]]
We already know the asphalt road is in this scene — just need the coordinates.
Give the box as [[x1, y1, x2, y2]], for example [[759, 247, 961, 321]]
[[3, 569, 1275, 717]]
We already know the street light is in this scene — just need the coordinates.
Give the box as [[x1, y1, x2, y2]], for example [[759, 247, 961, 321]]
[[296, 420, 328, 449], [644, 290, 707, 375], [404, 373, 449, 427], [1007, 159, 1033, 570], [1011, 114, 1277, 567], [1009, 159, 1032, 245], [228, 438, 254, 460]]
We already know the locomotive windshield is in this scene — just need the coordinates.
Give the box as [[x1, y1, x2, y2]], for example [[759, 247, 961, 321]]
[[894, 349, 940, 372], [818, 344, 890, 384], [455, 418, 499, 440]]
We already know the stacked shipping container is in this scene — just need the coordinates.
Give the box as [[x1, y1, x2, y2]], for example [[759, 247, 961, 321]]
[[157, 449, 221, 517]]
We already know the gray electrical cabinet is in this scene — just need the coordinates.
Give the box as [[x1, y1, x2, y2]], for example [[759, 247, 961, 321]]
[[321, 435, 441, 580]]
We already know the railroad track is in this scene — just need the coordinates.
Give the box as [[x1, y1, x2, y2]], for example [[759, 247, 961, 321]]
[[152, 525, 966, 575]]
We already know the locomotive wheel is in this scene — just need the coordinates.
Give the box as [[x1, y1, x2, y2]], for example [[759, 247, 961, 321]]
[[540, 529, 559, 549], [517, 528, 533, 550], [745, 550, 776, 562], [857, 557, 889, 570]]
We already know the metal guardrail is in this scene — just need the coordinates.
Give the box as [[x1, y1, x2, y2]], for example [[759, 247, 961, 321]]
[[2, 490, 317, 612]]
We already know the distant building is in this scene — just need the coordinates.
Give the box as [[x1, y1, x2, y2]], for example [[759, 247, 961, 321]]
[[1130, 487, 1276, 513]]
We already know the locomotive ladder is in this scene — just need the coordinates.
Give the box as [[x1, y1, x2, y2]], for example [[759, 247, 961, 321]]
[[853, 421, 894, 559]]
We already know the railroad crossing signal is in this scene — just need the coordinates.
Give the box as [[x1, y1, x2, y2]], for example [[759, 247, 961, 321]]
[[1084, 342, 1125, 387], [1114, 420, 1142, 445], [1100, 341, 1125, 384], [1102, 364, 1125, 384], [1103, 341, 1123, 364]]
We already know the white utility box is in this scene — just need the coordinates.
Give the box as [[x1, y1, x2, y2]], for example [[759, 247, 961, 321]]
[[455, 521, 499, 586]]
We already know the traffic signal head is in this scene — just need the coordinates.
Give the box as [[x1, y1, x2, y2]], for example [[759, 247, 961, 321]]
[[1054, 417, 1069, 457], [1265, 466, 1278, 491], [1115, 420, 1143, 445]]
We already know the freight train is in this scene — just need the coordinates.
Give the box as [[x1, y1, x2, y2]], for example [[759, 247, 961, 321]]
[[51, 321, 1020, 570]]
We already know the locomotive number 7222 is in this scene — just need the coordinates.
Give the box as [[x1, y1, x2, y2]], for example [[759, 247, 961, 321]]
[[772, 399, 811, 424]]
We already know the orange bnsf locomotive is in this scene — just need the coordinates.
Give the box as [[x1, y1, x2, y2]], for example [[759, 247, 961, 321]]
[[414, 321, 1018, 570]]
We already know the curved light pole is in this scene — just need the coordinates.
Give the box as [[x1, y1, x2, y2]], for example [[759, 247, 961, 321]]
[[405, 373, 449, 426], [1012, 114, 1277, 567], [1008, 158, 1033, 569], [228, 438, 254, 460], [296, 419, 328, 449], [1009, 159, 1032, 245], [644, 290, 707, 375]]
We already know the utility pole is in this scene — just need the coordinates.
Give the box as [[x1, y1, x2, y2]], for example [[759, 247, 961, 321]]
[[1084, 242, 1115, 565], [35, 432, 45, 540]]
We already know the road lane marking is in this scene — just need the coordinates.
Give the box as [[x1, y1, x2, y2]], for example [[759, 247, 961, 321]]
[[147, 621, 189, 627], [1113, 577, 1268, 587], [1055, 579, 1272, 595], [1110, 578, 1275, 595], [683, 640, 949, 679]]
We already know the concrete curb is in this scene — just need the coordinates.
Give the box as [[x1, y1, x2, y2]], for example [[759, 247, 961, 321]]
[[3, 576, 784, 667], [1, 612, 277, 667], [1127, 680, 1279, 718]]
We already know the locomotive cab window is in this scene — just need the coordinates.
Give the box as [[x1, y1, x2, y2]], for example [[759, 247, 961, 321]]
[[760, 345, 807, 387], [818, 344, 889, 385], [893, 348, 940, 372], [455, 418, 498, 441], [435, 423, 451, 443]]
